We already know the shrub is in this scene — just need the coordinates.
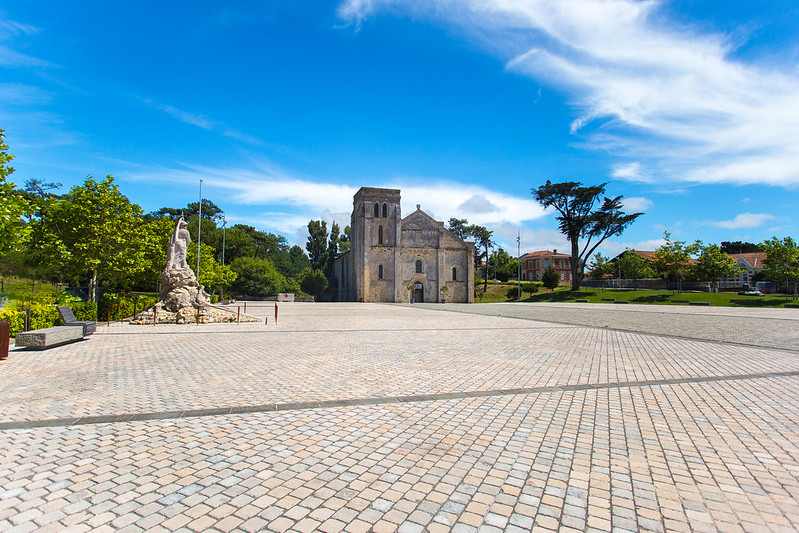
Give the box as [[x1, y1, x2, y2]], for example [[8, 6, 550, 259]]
[[522, 282, 541, 294], [0, 309, 24, 336], [506, 286, 520, 300]]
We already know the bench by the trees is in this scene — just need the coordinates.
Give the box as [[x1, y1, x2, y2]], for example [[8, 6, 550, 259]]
[[57, 306, 96, 336], [15, 326, 84, 350]]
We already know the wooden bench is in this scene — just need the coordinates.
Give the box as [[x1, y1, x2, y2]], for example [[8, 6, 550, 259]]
[[15, 326, 84, 350], [689, 302, 710, 306], [57, 306, 96, 336], [601, 298, 615, 302], [671, 299, 689, 303], [574, 299, 589, 303]]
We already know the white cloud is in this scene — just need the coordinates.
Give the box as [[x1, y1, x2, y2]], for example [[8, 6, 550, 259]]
[[125, 163, 547, 244], [338, 0, 799, 188], [458, 194, 500, 214], [598, 237, 667, 258], [622, 196, 653, 212], [713, 213, 776, 229]]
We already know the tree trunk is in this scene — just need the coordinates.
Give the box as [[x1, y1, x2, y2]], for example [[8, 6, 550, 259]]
[[570, 238, 581, 291], [89, 268, 97, 303]]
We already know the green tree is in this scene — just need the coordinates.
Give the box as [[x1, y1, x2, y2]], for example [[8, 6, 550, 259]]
[[446, 218, 470, 240], [0, 130, 33, 254], [761, 237, 799, 299], [326, 222, 341, 276], [468, 224, 494, 292], [651, 232, 699, 293], [541, 265, 561, 291], [488, 248, 516, 282], [229, 256, 286, 297], [587, 252, 614, 280], [187, 242, 237, 293], [43, 176, 147, 301], [339, 225, 351, 254], [616, 250, 657, 280], [720, 241, 762, 254], [691, 243, 742, 288], [297, 267, 328, 300], [533, 181, 643, 290], [306, 220, 328, 271]]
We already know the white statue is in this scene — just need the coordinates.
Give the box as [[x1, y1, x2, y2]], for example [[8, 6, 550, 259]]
[[165, 217, 191, 270]]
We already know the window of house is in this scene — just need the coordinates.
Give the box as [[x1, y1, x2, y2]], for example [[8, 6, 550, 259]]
[[416, 260, 422, 273], [452, 267, 457, 281], [382, 203, 387, 218], [378, 264, 383, 279], [560, 273, 564, 281], [374, 203, 379, 217], [544, 259, 550, 268], [378, 226, 383, 244]]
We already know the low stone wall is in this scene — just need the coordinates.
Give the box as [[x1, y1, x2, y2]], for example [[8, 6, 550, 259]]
[[130, 305, 260, 325]]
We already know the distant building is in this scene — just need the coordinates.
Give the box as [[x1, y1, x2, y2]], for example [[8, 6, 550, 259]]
[[332, 187, 475, 303], [722, 252, 767, 288], [520, 250, 571, 284]]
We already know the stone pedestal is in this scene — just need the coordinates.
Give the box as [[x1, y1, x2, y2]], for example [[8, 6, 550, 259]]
[[158, 268, 210, 313]]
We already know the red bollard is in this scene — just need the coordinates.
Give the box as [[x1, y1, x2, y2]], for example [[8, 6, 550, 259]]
[[1, 321, 9, 360]]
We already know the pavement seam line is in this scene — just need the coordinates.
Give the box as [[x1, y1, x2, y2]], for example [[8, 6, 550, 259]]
[[3, 369, 798, 431]]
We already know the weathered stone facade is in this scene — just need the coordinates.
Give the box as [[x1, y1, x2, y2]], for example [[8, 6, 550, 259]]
[[333, 187, 475, 303]]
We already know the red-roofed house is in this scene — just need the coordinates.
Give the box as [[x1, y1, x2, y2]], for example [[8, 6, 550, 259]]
[[520, 250, 572, 284], [722, 252, 767, 287]]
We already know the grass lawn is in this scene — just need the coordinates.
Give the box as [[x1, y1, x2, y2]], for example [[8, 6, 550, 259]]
[[1, 276, 59, 307], [475, 282, 798, 308]]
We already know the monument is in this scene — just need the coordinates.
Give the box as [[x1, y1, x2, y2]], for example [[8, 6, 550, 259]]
[[132, 216, 252, 324], [158, 216, 211, 316]]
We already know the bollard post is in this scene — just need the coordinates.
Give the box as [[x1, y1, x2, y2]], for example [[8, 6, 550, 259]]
[[107, 307, 111, 327], [237, 306, 240, 324], [244, 302, 247, 313], [274, 301, 279, 325], [153, 306, 157, 326], [0, 321, 9, 360]]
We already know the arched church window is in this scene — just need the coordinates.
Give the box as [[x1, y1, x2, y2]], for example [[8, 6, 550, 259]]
[[452, 267, 457, 281], [382, 203, 388, 218], [378, 226, 384, 244], [378, 264, 383, 279], [416, 260, 423, 273], [374, 203, 379, 217]]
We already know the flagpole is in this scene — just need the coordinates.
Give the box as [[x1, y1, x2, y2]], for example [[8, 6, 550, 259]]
[[197, 179, 203, 279]]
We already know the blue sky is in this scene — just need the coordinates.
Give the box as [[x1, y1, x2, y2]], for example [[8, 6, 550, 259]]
[[2, 0, 798, 257]]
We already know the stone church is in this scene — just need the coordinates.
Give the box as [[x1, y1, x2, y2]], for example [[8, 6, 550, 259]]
[[333, 187, 475, 303]]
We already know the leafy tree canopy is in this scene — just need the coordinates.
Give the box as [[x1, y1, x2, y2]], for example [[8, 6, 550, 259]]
[[0, 130, 33, 254], [533, 180, 642, 290], [43, 175, 147, 301], [720, 241, 762, 254]]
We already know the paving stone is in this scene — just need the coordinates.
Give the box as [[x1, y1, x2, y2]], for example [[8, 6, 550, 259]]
[[2, 302, 799, 532]]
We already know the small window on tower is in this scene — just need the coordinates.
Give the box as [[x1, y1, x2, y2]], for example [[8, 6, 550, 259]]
[[378, 226, 383, 244], [452, 267, 457, 281], [374, 203, 379, 217], [378, 264, 383, 279], [416, 260, 422, 273], [382, 203, 388, 218]]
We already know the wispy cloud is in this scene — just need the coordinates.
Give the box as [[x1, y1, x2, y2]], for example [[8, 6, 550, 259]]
[[622, 196, 653, 212], [713, 212, 776, 229], [125, 162, 547, 246], [338, 0, 799, 188], [0, 18, 48, 68], [141, 99, 265, 145]]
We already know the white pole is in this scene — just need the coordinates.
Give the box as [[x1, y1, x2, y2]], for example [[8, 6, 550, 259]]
[[517, 229, 521, 300], [197, 179, 203, 278]]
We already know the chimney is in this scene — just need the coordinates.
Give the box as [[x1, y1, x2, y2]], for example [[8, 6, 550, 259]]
[[553, 249, 557, 255]]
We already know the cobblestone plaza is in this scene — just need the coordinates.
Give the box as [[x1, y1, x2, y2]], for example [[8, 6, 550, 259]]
[[2, 302, 799, 532]]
